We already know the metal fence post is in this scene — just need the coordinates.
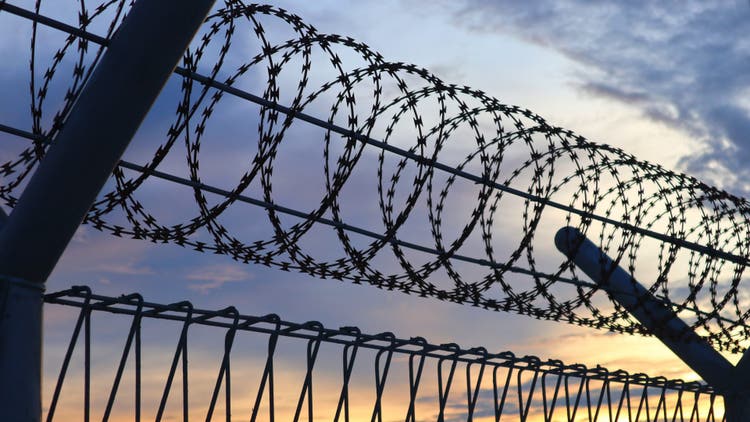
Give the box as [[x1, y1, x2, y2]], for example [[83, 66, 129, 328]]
[[554, 226, 748, 420], [0, 0, 215, 419]]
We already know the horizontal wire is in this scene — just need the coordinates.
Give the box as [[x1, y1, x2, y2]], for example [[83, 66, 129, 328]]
[[100, 162, 750, 330], [1, 121, 743, 329], [0, 1, 110, 45], [0, 122, 44, 140], [117, 160, 573, 282], [175, 67, 750, 269], [0, 125, 587, 291], [0, 122, 593, 289]]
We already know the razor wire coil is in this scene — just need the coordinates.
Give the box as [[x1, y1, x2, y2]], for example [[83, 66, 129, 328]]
[[2, 0, 750, 352]]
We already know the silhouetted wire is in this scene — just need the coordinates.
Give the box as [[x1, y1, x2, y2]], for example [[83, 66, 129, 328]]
[[1, 123, 740, 334], [2, 1, 750, 352], [44, 286, 720, 422]]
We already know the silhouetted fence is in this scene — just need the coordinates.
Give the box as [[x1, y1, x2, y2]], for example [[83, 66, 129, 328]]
[[44, 287, 724, 421]]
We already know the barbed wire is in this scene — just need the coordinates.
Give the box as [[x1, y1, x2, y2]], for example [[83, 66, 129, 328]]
[[2, 1, 750, 352]]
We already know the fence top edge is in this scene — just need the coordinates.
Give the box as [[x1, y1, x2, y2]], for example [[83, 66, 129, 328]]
[[44, 286, 715, 395]]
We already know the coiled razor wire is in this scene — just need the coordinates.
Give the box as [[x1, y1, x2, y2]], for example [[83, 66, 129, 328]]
[[44, 287, 724, 422], [2, 1, 750, 352]]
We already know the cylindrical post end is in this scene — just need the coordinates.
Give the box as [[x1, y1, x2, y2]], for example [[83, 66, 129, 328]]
[[554, 226, 582, 259]]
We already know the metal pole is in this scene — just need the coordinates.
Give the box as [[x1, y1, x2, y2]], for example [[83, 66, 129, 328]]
[[553, 227, 736, 391], [0, 0, 215, 419]]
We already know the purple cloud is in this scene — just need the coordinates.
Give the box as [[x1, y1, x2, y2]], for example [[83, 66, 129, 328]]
[[445, 0, 750, 192]]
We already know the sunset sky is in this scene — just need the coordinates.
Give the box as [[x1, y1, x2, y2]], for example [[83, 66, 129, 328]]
[[3, 0, 750, 419]]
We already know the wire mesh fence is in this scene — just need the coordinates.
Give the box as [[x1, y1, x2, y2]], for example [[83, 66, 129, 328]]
[[44, 287, 724, 421]]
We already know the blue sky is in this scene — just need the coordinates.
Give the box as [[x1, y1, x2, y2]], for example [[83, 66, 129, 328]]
[[3, 1, 750, 416]]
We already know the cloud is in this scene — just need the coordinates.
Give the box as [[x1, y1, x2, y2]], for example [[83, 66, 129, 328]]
[[186, 263, 253, 293], [428, 63, 468, 83], [441, 0, 750, 193], [91, 261, 155, 276]]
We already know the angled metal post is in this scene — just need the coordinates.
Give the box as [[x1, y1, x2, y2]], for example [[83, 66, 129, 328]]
[[553, 226, 748, 419], [729, 328, 750, 418], [0, 0, 215, 420]]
